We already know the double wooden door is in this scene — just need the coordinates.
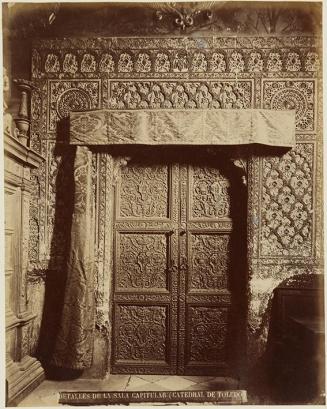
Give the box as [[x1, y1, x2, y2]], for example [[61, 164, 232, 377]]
[[112, 153, 234, 375]]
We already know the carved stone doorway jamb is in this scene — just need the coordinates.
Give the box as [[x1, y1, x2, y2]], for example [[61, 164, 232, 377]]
[[92, 151, 131, 374]]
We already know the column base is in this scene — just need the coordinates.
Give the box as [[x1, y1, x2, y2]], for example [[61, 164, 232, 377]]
[[7, 356, 45, 406]]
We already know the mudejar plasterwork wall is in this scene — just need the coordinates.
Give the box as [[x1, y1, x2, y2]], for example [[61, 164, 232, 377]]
[[26, 35, 322, 375]]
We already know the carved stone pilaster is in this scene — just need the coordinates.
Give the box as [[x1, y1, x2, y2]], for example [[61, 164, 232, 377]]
[[4, 130, 45, 406]]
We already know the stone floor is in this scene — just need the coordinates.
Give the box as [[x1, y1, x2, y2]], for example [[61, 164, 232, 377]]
[[18, 375, 240, 407]]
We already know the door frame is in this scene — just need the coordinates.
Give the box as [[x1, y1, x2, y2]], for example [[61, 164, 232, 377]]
[[99, 148, 249, 376]]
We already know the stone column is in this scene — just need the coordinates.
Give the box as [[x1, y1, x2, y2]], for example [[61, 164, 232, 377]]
[[13, 78, 37, 146]]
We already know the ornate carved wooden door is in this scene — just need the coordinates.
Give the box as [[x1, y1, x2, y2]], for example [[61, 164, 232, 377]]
[[178, 164, 232, 375], [112, 154, 233, 375]]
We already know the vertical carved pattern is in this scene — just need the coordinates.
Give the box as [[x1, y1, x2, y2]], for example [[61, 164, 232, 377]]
[[119, 164, 169, 218], [189, 234, 229, 290], [118, 233, 168, 290], [116, 305, 167, 361], [20, 325, 31, 357], [261, 143, 314, 257], [29, 172, 40, 262], [191, 167, 230, 219], [188, 307, 227, 362]]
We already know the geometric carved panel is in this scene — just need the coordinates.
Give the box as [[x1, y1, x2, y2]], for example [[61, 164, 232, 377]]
[[116, 305, 167, 361], [191, 167, 230, 219], [117, 233, 168, 290], [109, 80, 253, 110], [119, 164, 169, 218], [187, 306, 228, 363], [189, 234, 229, 290], [260, 143, 314, 257], [263, 80, 315, 131]]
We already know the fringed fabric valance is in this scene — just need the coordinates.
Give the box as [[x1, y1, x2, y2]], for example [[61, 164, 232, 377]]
[[70, 109, 296, 148]]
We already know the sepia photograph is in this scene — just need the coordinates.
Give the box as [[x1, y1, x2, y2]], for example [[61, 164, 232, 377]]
[[2, 0, 324, 406]]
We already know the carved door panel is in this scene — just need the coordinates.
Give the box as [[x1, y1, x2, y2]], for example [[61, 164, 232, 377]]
[[178, 165, 232, 375], [112, 158, 233, 375], [112, 160, 179, 374]]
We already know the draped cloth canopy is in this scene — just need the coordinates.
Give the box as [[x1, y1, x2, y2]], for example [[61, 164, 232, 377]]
[[70, 109, 296, 147], [51, 109, 295, 369]]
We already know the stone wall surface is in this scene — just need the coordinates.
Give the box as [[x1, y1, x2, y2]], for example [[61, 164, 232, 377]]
[[27, 34, 322, 376]]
